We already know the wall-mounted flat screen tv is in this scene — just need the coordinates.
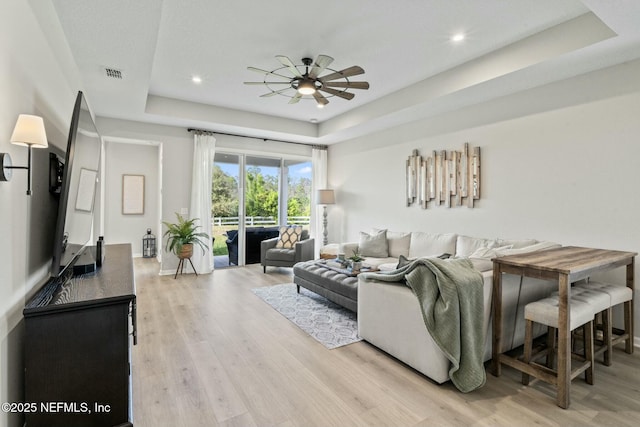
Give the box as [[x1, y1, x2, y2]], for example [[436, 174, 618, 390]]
[[50, 91, 101, 278]]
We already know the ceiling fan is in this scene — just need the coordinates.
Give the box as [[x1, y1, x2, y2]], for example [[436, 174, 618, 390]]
[[244, 55, 369, 107]]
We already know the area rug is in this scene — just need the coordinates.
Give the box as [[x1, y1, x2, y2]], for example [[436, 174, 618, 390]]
[[251, 283, 362, 349]]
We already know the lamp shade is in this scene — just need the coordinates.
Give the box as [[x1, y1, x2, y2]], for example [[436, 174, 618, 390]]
[[317, 189, 335, 205], [10, 114, 48, 148]]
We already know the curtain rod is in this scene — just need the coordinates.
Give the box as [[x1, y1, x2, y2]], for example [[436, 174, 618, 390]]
[[187, 128, 327, 150]]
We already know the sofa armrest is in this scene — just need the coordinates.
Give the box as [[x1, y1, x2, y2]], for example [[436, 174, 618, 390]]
[[261, 237, 279, 261], [295, 238, 315, 262]]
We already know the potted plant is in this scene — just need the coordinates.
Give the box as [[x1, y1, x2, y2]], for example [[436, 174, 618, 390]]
[[348, 252, 365, 272], [163, 213, 210, 259]]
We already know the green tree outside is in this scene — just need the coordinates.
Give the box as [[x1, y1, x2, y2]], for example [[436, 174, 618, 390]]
[[211, 163, 311, 255]]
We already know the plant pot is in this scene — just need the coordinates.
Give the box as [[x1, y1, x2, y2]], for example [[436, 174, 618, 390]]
[[178, 243, 193, 259], [351, 261, 362, 272]]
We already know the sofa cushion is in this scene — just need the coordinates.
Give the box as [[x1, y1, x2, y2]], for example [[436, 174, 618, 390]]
[[455, 235, 498, 258], [469, 244, 513, 259], [265, 248, 296, 262], [359, 229, 388, 257], [363, 257, 398, 269], [495, 241, 561, 257], [408, 232, 457, 259], [495, 238, 538, 249], [466, 245, 512, 272], [276, 225, 302, 249], [387, 231, 411, 258]]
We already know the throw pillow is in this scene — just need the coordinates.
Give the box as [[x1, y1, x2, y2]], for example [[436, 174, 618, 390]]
[[276, 225, 302, 249], [359, 229, 388, 257], [373, 228, 411, 258]]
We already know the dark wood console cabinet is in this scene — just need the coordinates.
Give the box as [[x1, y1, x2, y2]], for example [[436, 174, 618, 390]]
[[23, 244, 136, 427]]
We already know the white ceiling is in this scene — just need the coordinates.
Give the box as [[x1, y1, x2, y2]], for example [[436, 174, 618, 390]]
[[48, 0, 640, 145]]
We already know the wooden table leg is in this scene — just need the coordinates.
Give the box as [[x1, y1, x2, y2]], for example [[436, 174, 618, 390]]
[[491, 263, 503, 376], [556, 273, 571, 409], [625, 261, 634, 353]]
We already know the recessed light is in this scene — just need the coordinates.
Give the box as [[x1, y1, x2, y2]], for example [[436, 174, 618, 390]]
[[310, 118, 318, 123], [451, 33, 465, 42], [192, 75, 202, 84]]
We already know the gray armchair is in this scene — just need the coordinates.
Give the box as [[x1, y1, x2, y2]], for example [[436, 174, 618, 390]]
[[261, 229, 315, 272]]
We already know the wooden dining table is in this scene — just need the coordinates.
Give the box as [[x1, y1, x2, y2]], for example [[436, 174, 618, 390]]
[[491, 246, 636, 408]]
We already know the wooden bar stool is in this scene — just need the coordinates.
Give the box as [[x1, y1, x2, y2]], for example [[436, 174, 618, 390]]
[[522, 296, 595, 389], [574, 280, 633, 365]]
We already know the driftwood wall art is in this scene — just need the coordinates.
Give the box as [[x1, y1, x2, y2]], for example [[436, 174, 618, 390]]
[[406, 143, 481, 208]]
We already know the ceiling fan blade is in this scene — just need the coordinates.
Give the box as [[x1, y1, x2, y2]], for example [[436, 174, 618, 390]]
[[244, 81, 292, 85], [312, 91, 329, 106], [247, 67, 291, 80], [288, 93, 302, 104], [319, 87, 355, 100], [319, 66, 365, 82], [323, 81, 369, 90], [276, 55, 302, 78], [309, 54, 334, 79], [260, 87, 291, 97]]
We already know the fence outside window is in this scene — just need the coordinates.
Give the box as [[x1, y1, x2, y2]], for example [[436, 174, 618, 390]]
[[212, 216, 310, 227]]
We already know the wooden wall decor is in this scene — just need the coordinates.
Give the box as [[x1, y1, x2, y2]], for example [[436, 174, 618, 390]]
[[406, 143, 481, 208]]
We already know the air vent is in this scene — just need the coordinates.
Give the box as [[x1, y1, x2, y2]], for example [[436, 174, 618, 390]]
[[105, 67, 123, 79]]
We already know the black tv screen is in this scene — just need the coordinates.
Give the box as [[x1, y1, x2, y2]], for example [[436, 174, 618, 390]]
[[51, 91, 101, 277]]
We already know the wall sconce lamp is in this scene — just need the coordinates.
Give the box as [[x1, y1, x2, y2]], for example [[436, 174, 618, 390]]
[[317, 189, 336, 246], [0, 114, 49, 195]]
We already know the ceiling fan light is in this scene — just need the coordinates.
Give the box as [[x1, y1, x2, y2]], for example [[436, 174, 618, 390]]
[[297, 80, 316, 95]]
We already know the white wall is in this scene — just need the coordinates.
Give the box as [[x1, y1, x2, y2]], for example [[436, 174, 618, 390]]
[[0, 2, 78, 426], [96, 117, 312, 273], [104, 141, 160, 257], [328, 63, 640, 337]]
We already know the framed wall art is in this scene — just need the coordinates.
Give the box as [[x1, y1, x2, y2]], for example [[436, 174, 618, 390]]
[[405, 143, 481, 209], [122, 174, 145, 215]]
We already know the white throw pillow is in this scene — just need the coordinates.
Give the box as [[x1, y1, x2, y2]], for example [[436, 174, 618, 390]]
[[469, 245, 513, 259], [359, 229, 388, 257], [275, 225, 302, 249]]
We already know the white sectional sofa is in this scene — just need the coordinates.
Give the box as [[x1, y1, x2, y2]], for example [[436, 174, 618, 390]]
[[338, 230, 561, 385]]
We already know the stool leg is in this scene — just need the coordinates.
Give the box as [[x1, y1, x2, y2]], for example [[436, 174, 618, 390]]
[[585, 321, 595, 385], [602, 308, 612, 366], [522, 319, 534, 385], [624, 300, 634, 353], [546, 326, 556, 369]]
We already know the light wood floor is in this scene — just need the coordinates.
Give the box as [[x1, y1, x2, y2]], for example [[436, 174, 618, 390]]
[[132, 258, 640, 427]]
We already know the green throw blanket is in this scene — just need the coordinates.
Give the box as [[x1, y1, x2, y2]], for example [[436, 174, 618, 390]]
[[361, 257, 486, 392]]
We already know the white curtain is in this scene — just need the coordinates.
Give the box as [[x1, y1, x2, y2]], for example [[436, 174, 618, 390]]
[[189, 132, 216, 274], [311, 147, 328, 255]]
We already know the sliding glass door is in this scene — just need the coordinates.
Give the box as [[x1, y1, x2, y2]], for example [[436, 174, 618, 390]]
[[212, 152, 312, 268]]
